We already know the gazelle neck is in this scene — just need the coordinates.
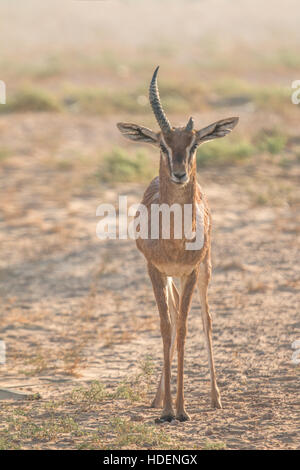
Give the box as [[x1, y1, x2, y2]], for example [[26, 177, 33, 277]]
[[158, 154, 198, 207]]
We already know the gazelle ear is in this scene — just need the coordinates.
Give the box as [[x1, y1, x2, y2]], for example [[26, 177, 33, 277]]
[[117, 122, 159, 146], [195, 117, 239, 143]]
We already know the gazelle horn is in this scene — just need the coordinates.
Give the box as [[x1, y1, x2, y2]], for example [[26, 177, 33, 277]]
[[186, 117, 194, 131], [149, 66, 172, 134]]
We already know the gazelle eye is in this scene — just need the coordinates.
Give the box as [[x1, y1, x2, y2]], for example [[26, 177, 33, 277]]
[[189, 144, 198, 159]]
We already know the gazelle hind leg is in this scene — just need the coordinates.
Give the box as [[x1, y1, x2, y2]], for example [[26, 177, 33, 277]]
[[198, 259, 222, 409], [151, 278, 179, 408]]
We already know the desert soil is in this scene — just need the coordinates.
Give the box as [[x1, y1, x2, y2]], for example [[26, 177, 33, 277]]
[[0, 113, 299, 450]]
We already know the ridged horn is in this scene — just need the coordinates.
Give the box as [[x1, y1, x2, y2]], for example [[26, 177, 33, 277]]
[[149, 66, 171, 134], [186, 117, 194, 131]]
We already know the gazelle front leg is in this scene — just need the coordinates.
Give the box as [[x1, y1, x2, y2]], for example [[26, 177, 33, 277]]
[[151, 278, 179, 409], [148, 263, 175, 421], [198, 259, 222, 408], [176, 269, 198, 421]]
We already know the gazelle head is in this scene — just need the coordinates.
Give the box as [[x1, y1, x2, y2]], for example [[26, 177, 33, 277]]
[[117, 67, 239, 185]]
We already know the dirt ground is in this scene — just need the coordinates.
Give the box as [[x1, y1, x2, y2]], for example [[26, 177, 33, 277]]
[[0, 112, 299, 450], [0, 0, 300, 451]]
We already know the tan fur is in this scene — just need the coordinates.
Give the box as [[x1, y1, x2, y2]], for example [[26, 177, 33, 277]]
[[135, 129, 221, 421], [118, 100, 238, 421]]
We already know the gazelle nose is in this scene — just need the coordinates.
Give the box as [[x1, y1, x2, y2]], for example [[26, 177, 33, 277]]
[[174, 171, 187, 180]]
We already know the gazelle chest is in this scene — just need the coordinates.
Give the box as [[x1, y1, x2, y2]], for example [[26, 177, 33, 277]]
[[153, 202, 207, 277]]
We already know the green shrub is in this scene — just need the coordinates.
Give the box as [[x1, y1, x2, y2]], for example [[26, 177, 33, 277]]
[[99, 147, 155, 183], [255, 130, 287, 154], [196, 139, 255, 166]]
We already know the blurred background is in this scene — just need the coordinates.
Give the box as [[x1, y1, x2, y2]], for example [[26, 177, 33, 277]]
[[0, 0, 299, 450], [1, 0, 300, 184]]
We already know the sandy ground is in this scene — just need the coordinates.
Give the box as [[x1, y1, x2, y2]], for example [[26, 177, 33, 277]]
[[0, 0, 299, 451], [0, 113, 299, 450]]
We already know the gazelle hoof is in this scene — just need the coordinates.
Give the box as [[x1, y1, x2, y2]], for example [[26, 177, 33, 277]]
[[176, 411, 191, 422], [211, 397, 222, 409], [155, 414, 175, 424]]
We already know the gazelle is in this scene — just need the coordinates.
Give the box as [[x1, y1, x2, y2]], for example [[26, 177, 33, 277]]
[[117, 67, 238, 422]]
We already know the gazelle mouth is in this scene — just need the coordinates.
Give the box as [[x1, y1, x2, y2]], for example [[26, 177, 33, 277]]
[[171, 176, 189, 185]]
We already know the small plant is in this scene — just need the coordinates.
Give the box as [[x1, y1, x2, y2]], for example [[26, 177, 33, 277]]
[[255, 130, 287, 155], [114, 380, 143, 402], [17, 417, 78, 441], [0, 434, 20, 450], [20, 351, 49, 376], [203, 439, 226, 450], [139, 354, 155, 378], [114, 355, 155, 402], [109, 417, 172, 449], [3, 412, 79, 444], [71, 381, 108, 405], [99, 147, 155, 183]]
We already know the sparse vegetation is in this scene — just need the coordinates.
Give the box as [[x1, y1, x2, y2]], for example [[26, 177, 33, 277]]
[[0, 408, 82, 447], [197, 139, 255, 166], [70, 356, 155, 408], [9, 415, 79, 441], [0, 0, 299, 452], [0, 74, 293, 117], [203, 440, 226, 450], [115, 356, 155, 402], [99, 147, 155, 183], [255, 129, 287, 155], [71, 381, 108, 406], [108, 417, 172, 449], [2, 88, 61, 113], [0, 435, 20, 450], [247, 179, 295, 207]]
